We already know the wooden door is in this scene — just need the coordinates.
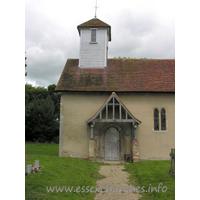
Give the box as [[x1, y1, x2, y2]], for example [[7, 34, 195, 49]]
[[105, 127, 119, 160]]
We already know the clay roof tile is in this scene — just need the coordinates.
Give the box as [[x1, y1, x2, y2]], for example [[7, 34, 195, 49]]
[[55, 58, 175, 93]]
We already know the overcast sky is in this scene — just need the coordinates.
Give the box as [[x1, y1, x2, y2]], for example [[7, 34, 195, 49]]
[[25, 0, 175, 87]]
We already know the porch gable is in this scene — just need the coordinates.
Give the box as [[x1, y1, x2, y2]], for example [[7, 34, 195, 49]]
[[86, 92, 142, 125]]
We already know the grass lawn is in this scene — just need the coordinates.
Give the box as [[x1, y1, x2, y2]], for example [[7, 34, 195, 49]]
[[25, 142, 103, 200], [124, 160, 175, 200], [26, 143, 175, 200]]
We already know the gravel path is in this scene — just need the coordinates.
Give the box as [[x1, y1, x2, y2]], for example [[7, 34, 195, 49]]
[[94, 165, 142, 200]]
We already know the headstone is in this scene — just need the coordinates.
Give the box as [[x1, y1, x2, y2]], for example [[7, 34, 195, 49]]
[[33, 160, 39, 168], [26, 165, 32, 174], [169, 148, 175, 175]]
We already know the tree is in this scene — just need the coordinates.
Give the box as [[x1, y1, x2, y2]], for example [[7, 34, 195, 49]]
[[25, 95, 58, 142], [25, 84, 60, 142], [47, 84, 60, 120]]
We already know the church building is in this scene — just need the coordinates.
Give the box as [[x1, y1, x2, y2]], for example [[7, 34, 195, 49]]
[[55, 18, 175, 162]]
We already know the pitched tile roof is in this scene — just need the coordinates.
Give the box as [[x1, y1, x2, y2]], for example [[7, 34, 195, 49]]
[[55, 58, 175, 93], [77, 18, 111, 41]]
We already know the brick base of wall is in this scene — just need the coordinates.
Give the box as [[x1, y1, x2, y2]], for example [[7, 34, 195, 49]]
[[132, 140, 140, 162], [89, 140, 95, 161]]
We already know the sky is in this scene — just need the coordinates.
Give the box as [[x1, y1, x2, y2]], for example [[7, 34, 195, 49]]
[[25, 0, 175, 87]]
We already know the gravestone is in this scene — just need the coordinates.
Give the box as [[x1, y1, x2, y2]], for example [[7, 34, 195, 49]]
[[33, 160, 39, 168], [169, 148, 175, 175], [26, 165, 32, 174]]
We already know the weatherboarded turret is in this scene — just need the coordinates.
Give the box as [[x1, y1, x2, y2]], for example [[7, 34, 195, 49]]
[[77, 18, 111, 68]]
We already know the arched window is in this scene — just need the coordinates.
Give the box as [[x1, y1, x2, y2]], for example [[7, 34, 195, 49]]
[[154, 108, 159, 131], [161, 108, 166, 130]]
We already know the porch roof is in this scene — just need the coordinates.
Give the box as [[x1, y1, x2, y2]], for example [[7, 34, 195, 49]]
[[86, 92, 142, 124]]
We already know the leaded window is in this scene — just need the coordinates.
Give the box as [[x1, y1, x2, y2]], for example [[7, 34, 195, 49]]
[[154, 108, 159, 131], [161, 108, 166, 130]]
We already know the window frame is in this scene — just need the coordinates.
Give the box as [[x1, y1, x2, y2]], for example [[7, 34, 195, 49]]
[[153, 108, 167, 132], [161, 108, 166, 131], [154, 108, 159, 131], [90, 28, 97, 43]]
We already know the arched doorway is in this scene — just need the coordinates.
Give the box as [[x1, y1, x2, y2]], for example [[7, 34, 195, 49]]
[[104, 127, 119, 160]]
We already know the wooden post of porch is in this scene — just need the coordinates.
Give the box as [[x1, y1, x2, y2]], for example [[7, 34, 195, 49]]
[[113, 96, 115, 119], [119, 103, 121, 119]]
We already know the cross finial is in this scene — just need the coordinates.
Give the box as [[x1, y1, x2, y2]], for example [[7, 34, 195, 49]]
[[94, 0, 98, 18]]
